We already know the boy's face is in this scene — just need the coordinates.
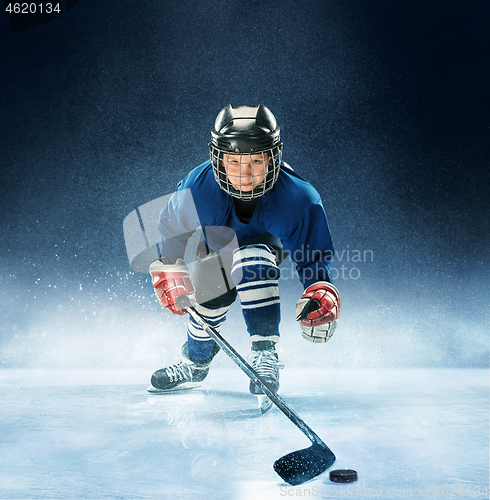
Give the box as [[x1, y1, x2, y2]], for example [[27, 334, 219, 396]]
[[221, 152, 271, 193]]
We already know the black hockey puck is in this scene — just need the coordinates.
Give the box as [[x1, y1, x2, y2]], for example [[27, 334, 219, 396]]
[[329, 469, 358, 483]]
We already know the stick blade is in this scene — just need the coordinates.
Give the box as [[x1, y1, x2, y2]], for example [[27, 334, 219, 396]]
[[273, 442, 336, 486]]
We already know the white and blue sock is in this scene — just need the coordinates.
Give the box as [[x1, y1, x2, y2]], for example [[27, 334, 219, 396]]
[[231, 244, 281, 344], [186, 304, 229, 361]]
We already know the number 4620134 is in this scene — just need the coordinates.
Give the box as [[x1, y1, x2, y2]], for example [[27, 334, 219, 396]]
[[434, 485, 489, 497], [6, 3, 61, 14]]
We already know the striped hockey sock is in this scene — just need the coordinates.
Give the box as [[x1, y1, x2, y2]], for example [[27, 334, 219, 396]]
[[186, 303, 229, 361], [231, 244, 281, 343]]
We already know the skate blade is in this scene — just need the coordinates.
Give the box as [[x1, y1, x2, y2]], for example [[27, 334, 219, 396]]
[[257, 395, 273, 414], [147, 382, 202, 394]]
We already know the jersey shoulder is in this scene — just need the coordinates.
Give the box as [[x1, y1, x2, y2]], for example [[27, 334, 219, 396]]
[[176, 160, 230, 225], [262, 163, 324, 237], [178, 160, 215, 190], [266, 163, 323, 210]]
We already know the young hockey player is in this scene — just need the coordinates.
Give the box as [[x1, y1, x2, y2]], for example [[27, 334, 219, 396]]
[[148, 104, 341, 411]]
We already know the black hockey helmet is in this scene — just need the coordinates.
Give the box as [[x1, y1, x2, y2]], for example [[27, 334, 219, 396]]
[[209, 104, 283, 200]]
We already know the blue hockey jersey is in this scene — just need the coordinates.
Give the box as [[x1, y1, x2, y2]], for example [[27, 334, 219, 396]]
[[158, 160, 335, 289]]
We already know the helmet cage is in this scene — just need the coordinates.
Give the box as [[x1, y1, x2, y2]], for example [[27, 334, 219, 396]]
[[209, 143, 282, 201]]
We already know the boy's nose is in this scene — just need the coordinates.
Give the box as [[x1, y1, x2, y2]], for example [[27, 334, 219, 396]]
[[239, 162, 252, 173]]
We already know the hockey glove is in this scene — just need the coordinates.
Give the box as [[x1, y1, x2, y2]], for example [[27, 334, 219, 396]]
[[149, 257, 194, 315], [295, 281, 341, 343]]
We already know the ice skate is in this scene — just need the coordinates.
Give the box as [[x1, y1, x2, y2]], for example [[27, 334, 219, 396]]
[[248, 340, 284, 413], [148, 342, 219, 393]]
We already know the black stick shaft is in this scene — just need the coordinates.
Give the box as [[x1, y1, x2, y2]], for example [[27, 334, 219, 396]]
[[187, 306, 330, 449]]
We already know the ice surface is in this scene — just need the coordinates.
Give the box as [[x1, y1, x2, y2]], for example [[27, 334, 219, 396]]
[[0, 368, 488, 499]]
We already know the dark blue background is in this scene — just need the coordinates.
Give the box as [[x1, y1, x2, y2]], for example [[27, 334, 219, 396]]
[[0, 0, 488, 368]]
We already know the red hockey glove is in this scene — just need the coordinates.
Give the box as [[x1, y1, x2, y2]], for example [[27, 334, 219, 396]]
[[295, 281, 341, 343], [149, 258, 194, 315]]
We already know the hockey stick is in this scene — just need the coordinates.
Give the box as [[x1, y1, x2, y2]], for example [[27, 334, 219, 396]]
[[180, 299, 336, 486]]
